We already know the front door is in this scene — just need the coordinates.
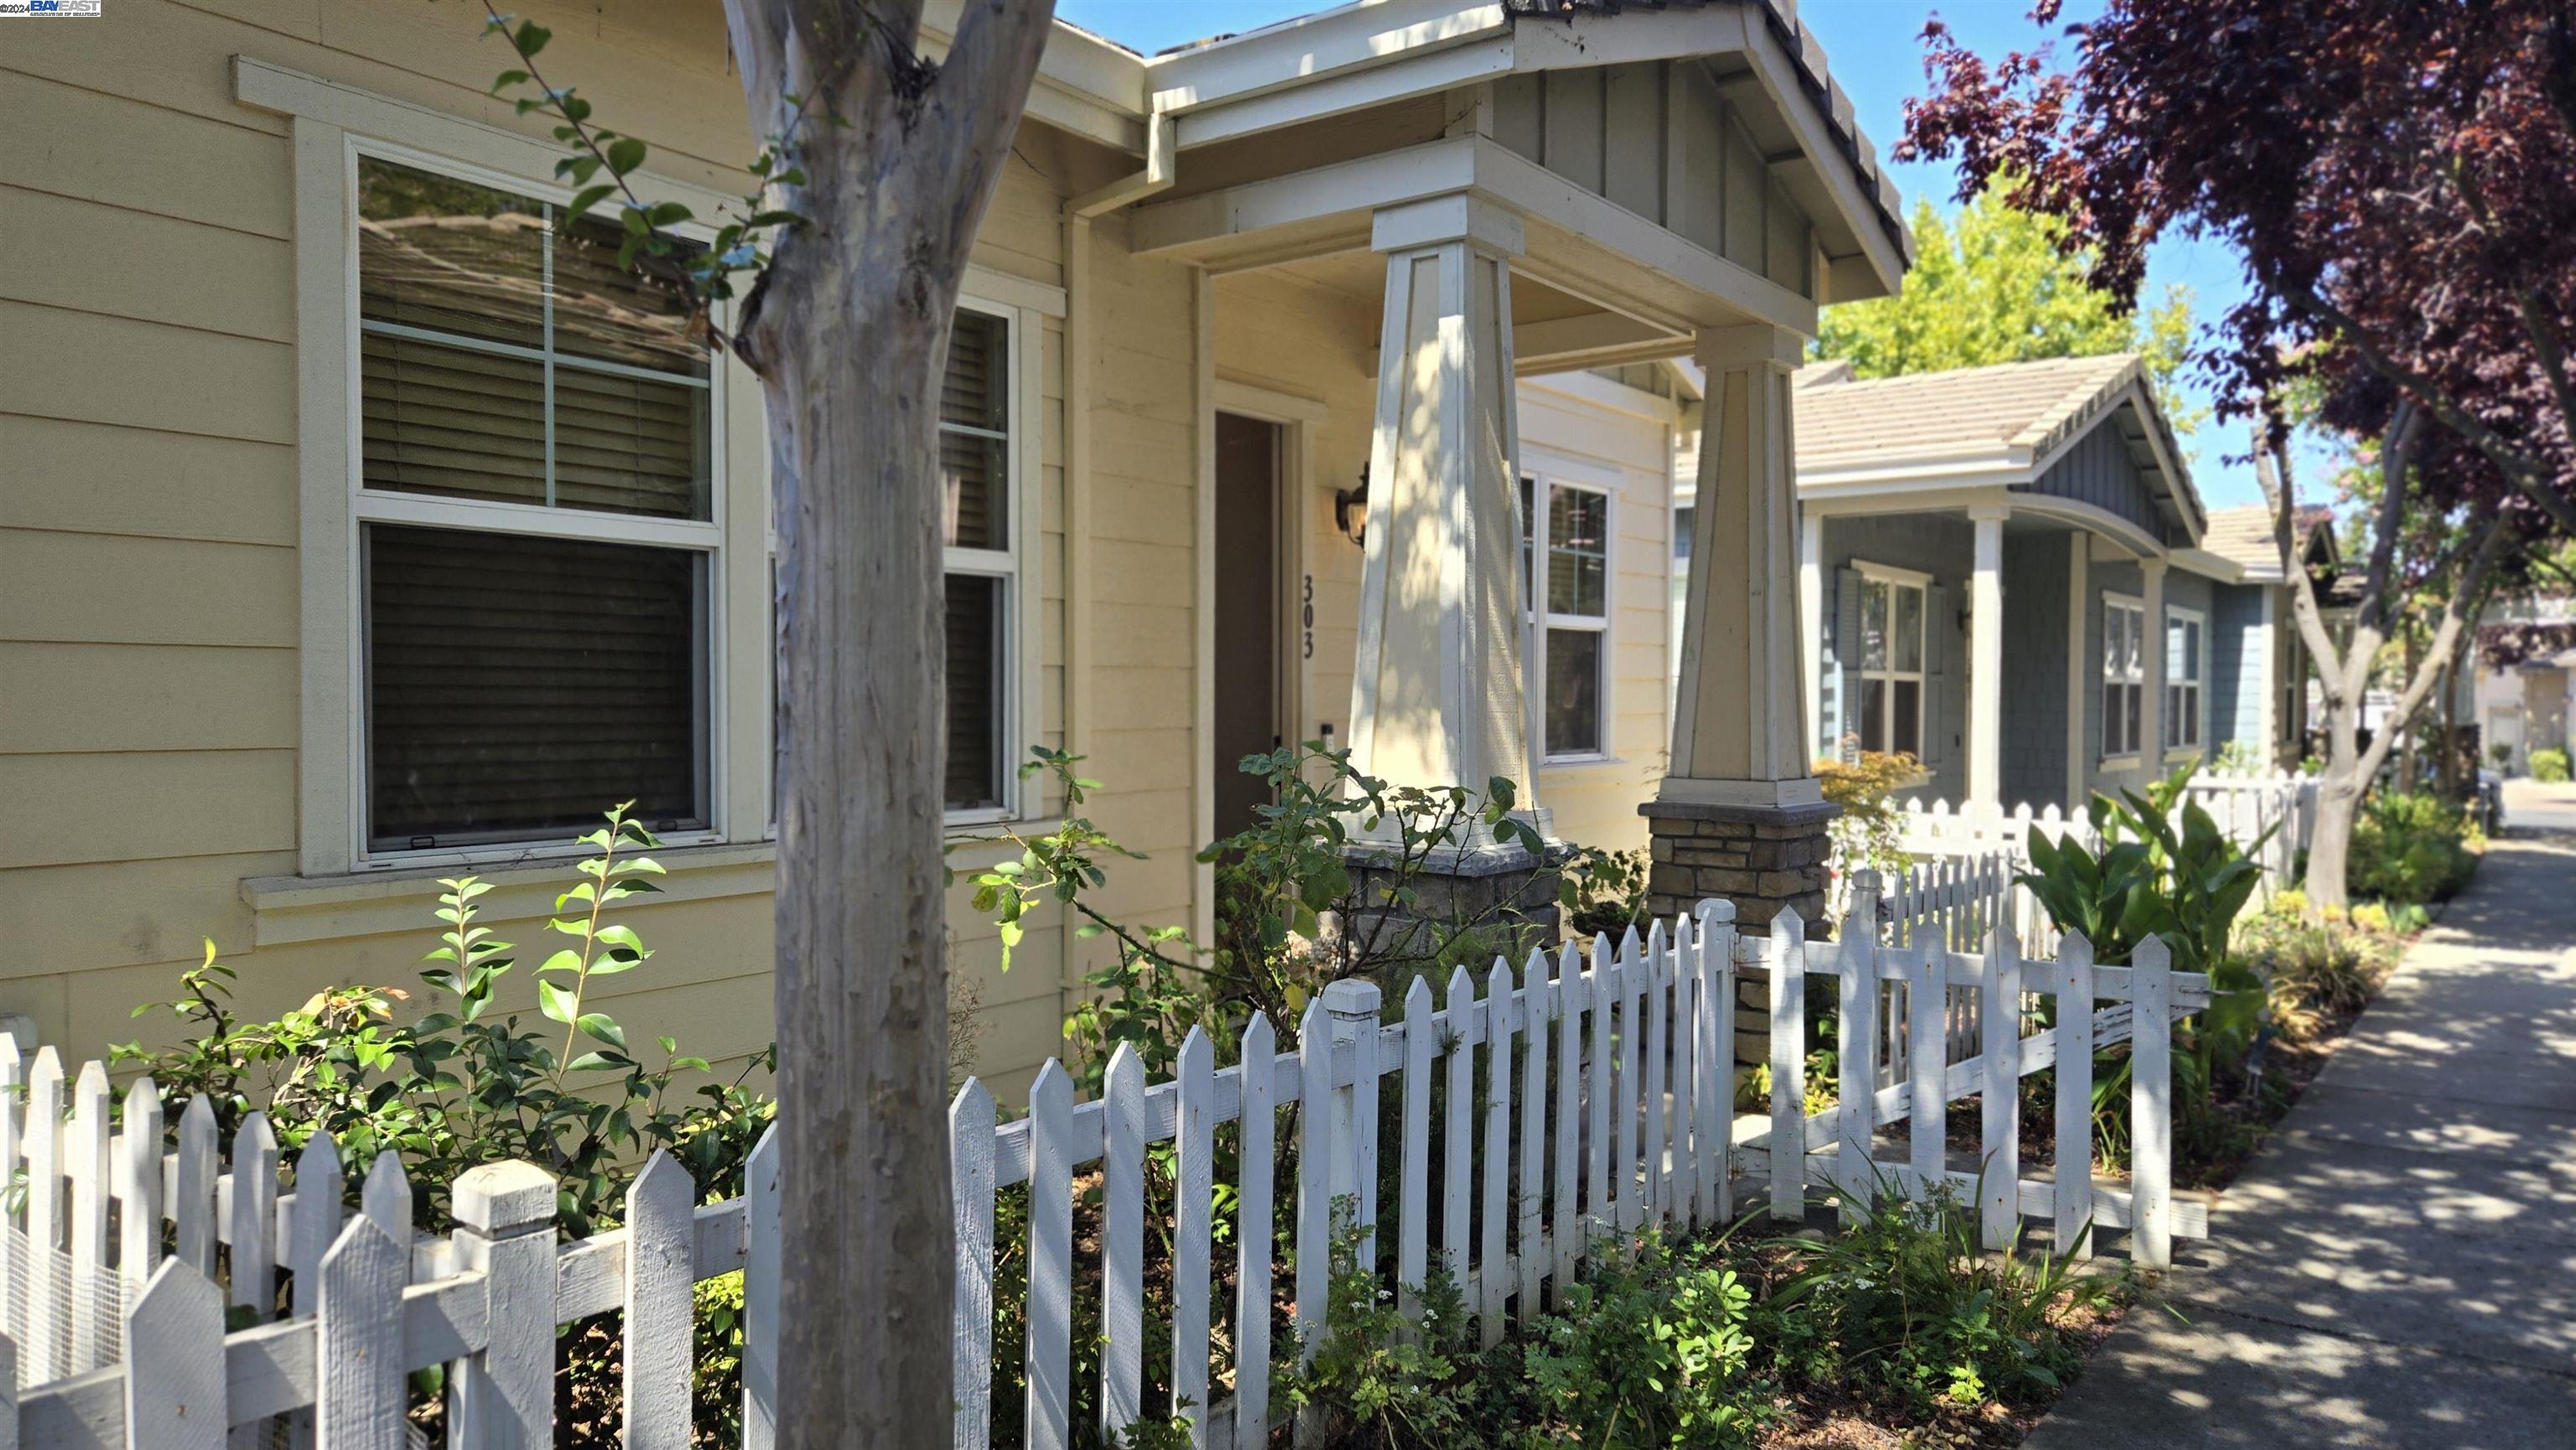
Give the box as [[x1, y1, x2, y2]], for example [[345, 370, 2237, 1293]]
[[1213, 413, 1285, 839]]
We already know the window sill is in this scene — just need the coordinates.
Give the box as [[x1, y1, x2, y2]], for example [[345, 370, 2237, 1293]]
[[242, 820, 1062, 948], [2098, 754, 2143, 771], [1539, 756, 1634, 786]]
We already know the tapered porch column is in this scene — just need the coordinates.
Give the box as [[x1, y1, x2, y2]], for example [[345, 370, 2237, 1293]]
[[1967, 504, 2008, 809], [1645, 324, 1833, 935], [1347, 194, 1550, 855]]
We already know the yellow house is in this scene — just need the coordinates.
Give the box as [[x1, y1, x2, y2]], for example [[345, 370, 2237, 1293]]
[[0, 0, 1908, 1101]]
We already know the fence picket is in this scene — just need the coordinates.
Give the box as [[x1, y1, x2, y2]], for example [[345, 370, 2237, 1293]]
[[1171, 1029, 1214, 1447], [1835, 910, 1878, 1225], [448, 1160, 555, 1450], [0, 1037, 18, 1354], [950, 1080, 998, 1450], [1100, 1044, 1146, 1438], [315, 1218, 405, 1450], [2131, 937, 2174, 1268], [360, 1152, 410, 1249], [174, 1096, 219, 1281], [2054, 934, 2097, 1259], [292, 1131, 345, 1318], [1295, 998, 1333, 1377], [25, 1049, 62, 1385], [1643, 922, 1669, 1228], [1024, 1062, 1074, 1450], [1478, 959, 1514, 1344], [623, 1151, 694, 1450], [1442, 965, 1475, 1297], [1614, 927, 1643, 1234], [1980, 927, 2023, 1250], [1550, 940, 1584, 1300], [66, 1062, 108, 1375], [1397, 975, 1435, 1323], [1515, 948, 1548, 1319], [741, 1126, 780, 1450], [1671, 915, 1697, 1229], [117, 1078, 164, 1299], [1337, 982, 1382, 1266], [226, 1111, 277, 1450], [1696, 902, 1734, 1225], [1233, 1014, 1277, 1450], [123, 1260, 226, 1450], [1768, 914, 1805, 1222], [1584, 936, 1613, 1248], [1907, 938, 1945, 1197]]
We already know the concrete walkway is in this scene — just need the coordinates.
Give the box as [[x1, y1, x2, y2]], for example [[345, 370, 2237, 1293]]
[[2026, 782, 2576, 1450]]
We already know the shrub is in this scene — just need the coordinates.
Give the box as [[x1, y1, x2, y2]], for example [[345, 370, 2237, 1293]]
[[2532, 746, 2570, 782], [1816, 749, 1919, 923], [2236, 912, 2392, 1046], [1505, 1232, 1773, 1449], [2348, 791, 2480, 905]]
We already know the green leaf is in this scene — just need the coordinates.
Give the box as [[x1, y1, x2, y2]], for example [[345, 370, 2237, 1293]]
[[538, 948, 584, 976], [512, 21, 551, 58], [538, 980, 579, 1025], [605, 136, 647, 177], [577, 1013, 626, 1049]]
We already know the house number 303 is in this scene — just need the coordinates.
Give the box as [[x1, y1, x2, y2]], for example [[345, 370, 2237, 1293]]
[[1301, 574, 1315, 660]]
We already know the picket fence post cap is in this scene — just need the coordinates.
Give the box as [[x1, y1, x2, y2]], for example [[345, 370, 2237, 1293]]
[[453, 1159, 557, 1234], [1322, 978, 1381, 1018], [1693, 897, 1737, 923]]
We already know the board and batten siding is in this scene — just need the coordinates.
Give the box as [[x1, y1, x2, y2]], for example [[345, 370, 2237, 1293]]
[[0, 0, 1202, 1106]]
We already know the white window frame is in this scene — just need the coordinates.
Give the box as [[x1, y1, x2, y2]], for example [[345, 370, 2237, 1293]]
[[2102, 592, 2147, 762], [1522, 469, 1616, 764], [2166, 605, 2205, 757], [341, 137, 732, 870], [1853, 559, 1931, 759], [934, 294, 1045, 828]]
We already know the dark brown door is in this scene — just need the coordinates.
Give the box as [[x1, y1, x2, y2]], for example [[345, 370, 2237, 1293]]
[[1213, 413, 1283, 840]]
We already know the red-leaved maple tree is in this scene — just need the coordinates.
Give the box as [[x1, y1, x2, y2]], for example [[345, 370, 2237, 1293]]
[[1900, 0, 2574, 907]]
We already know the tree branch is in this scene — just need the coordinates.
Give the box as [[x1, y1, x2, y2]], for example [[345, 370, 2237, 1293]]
[[2253, 413, 2352, 709], [2351, 512, 2512, 787], [2354, 399, 2423, 641]]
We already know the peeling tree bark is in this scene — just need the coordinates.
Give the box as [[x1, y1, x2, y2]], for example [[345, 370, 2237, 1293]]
[[717, 2, 1054, 1443]]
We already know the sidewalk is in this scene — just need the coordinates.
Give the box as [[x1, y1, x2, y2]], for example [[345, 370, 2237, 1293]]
[[2026, 785, 2576, 1450]]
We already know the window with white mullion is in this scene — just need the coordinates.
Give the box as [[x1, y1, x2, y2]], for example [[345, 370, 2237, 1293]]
[[354, 150, 718, 856], [2102, 595, 2147, 759], [2166, 606, 2205, 753], [1521, 475, 1613, 761], [1855, 567, 1927, 759]]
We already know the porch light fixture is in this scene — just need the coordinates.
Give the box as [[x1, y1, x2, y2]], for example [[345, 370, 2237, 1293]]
[[1336, 464, 1371, 547]]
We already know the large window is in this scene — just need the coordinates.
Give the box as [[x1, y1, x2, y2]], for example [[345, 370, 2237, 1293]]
[[2103, 595, 2146, 758], [2167, 606, 2205, 753], [356, 153, 714, 854], [1522, 476, 1613, 761], [1856, 566, 1927, 757]]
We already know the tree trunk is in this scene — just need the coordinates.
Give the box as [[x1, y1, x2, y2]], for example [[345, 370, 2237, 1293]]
[[719, 3, 1053, 1443], [2305, 773, 2362, 912]]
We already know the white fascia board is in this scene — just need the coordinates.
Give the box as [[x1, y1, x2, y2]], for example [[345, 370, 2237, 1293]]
[[917, 2, 1151, 152], [1175, 34, 1515, 148], [1795, 450, 2033, 496], [1519, 367, 1685, 425], [1733, 20, 1906, 299], [1130, 133, 1480, 254], [2169, 548, 2251, 585], [1148, 0, 1510, 117]]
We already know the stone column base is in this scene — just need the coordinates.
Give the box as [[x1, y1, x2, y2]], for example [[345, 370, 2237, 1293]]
[[1339, 839, 1566, 974], [1640, 798, 1837, 1073]]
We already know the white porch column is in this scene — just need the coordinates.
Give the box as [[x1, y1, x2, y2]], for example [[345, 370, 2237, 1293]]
[[1798, 503, 1824, 765], [1662, 324, 1818, 807], [2064, 533, 2090, 807], [2141, 556, 2169, 773], [1346, 194, 1549, 850], [1967, 504, 2008, 809]]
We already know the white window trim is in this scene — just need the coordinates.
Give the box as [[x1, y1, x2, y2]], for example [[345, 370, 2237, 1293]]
[[933, 294, 1047, 829], [1524, 470, 1616, 765], [1852, 560, 1929, 759], [263, 65, 1061, 876], [2165, 604, 2206, 759], [2101, 591, 2147, 765]]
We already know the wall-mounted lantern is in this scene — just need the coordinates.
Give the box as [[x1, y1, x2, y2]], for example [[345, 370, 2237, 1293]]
[[1335, 463, 1371, 547]]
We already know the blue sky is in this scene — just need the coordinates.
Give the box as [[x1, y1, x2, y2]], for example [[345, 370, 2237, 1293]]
[[1054, 0, 2270, 510]]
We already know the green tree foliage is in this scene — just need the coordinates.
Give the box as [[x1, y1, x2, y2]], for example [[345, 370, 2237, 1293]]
[[1816, 185, 2200, 434]]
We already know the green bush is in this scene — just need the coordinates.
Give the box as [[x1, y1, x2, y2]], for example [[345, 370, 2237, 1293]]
[[2236, 907, 2394, 1045], [2348, 792, 2480, 905], [2532, 746, 2570, 783]]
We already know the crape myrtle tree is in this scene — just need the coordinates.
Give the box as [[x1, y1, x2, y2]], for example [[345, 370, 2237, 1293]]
[[484, 0, 1056, 1442], [1899, 0, 2576, 910]]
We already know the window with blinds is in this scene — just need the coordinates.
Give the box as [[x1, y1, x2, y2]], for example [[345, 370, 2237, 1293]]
[[941, 306, 1016, 813], [355, 154, 714, 853]]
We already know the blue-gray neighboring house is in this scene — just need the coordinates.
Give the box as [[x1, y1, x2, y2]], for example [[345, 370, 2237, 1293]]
[[1761, 355, 2313, 812]]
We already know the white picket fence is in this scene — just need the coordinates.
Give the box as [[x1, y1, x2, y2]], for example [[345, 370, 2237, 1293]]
[[1898, 769, 2314, 891], [6, 889, 2206, 1449], [1877, 854, 2024, 1085]]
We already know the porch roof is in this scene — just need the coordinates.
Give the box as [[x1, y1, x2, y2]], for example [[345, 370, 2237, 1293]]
[[1789, 353, 2205, 553]]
